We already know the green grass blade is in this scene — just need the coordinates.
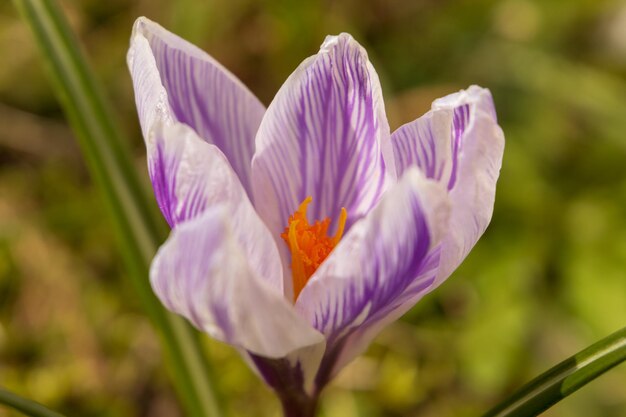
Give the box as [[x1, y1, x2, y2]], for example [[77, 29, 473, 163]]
[[0, 388, 66, 417], [11, 0, 222, 415], [483, 327, 626, 417]]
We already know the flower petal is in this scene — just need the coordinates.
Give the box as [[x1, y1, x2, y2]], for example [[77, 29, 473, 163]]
[[151, 205, 324, 358], [149, 122, 283, 290], [251, 34, 393, 293], [315, 251, 438, 381], [128, 17, 265, 196], [391, 85, 504, 287], [391, 108, 455, 184], [127, 33, 174, 137], [295, 168, 449, 376]]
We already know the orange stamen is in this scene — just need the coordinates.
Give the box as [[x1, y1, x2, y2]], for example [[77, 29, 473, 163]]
[[281, 197, 348, 301]]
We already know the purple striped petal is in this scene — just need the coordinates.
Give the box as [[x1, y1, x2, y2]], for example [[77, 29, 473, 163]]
[[316, 250, 440, 382], [251, 34, 393, 296], [295, 168, 450, 378], [151, 205, 324, 358], [391, 86, 504, 288], [149, 122, 283, 291], [128, 17, 265, 197], [392, 109, 454, 184]]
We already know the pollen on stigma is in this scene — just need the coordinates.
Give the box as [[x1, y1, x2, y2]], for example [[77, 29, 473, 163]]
[[281, 197, 347, 302]]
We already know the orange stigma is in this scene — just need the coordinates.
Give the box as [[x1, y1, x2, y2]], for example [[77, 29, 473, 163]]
[[281, 197, 347, 301]]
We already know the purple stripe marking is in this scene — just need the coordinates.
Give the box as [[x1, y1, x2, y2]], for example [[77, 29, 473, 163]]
[[392, 102, 473, 190], [154, 213, 230, 335], [149, 141, 179, 228], [145, 31, 264, 198], [313, 190, 432, 340], [254, 34, 388, 240], [148, 137, 211, 228], [448, 103, 470, 190]]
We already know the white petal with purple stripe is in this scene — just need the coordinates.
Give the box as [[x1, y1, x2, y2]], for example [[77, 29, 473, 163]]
[[251, 34, 393, 296], [129, 17, 265, 197], [392, 108, 454, 184], [434, 87, 504, 286], [149, 122, 283, 291], [151, 205, 324, 358], [390, 85, 504, 288], [295, 168, 450, 376]]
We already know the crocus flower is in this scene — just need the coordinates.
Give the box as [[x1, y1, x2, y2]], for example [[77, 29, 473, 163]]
[[128, 17, 504, 416]]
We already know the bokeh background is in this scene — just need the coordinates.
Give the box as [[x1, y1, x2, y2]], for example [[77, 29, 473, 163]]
[[1, 0, 626, 416]]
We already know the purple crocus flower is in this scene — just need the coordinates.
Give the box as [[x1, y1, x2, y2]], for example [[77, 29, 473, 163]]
[[128, 17, 504, 416]]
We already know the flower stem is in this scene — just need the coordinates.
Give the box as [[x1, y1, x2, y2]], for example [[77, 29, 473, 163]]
[[279, 393, 319, 417]]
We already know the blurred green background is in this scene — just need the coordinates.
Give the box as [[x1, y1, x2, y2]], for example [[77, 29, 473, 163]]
[[1, 0, 625, 416]]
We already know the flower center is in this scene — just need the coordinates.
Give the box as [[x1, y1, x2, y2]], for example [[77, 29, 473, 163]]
[[281, 197, 347, 301]]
